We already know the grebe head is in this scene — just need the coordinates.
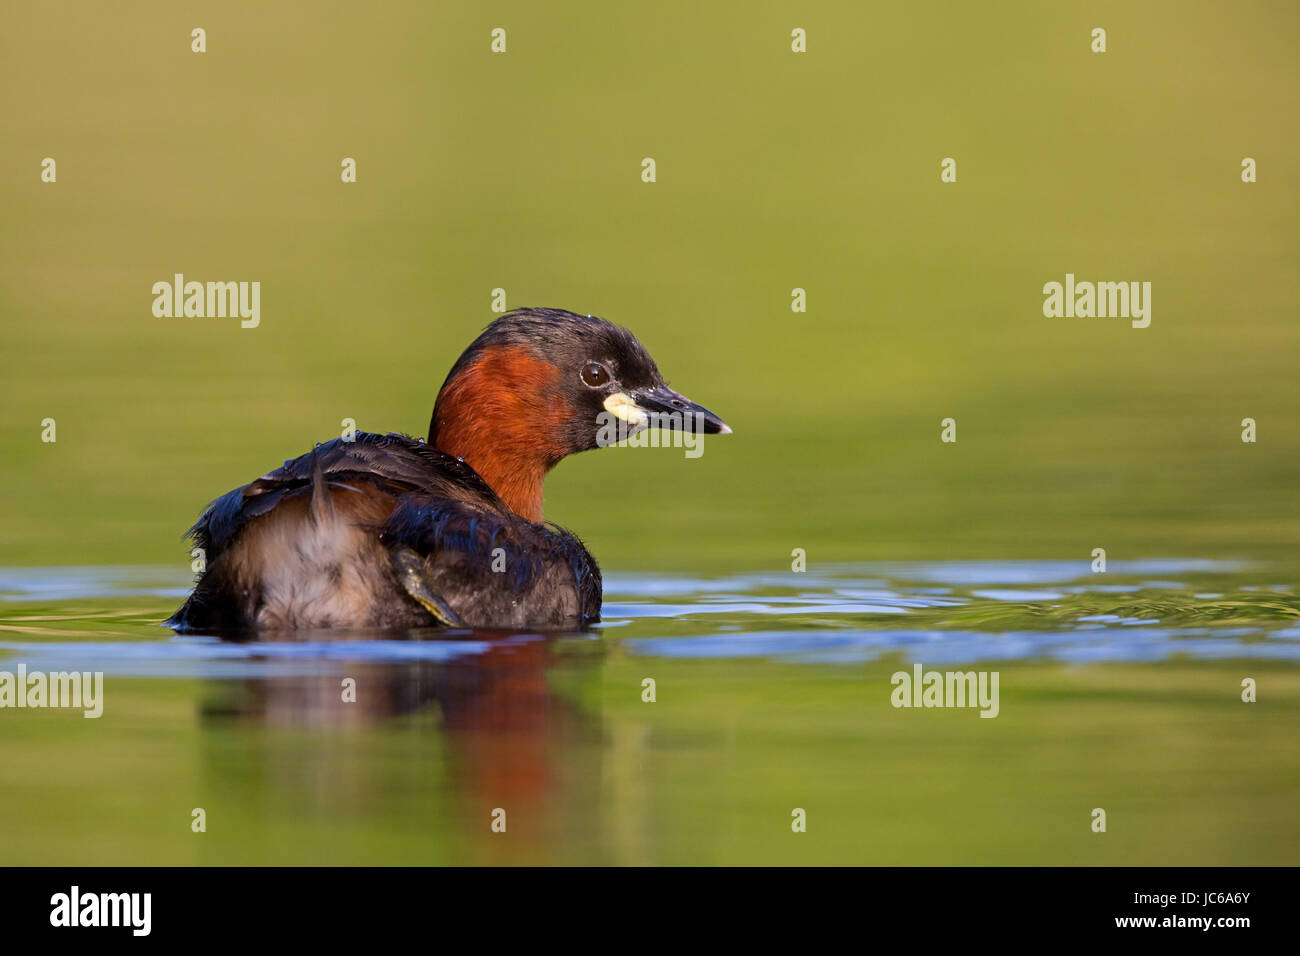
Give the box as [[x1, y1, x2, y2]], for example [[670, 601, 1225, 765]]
[[429, 308, 730, 521]]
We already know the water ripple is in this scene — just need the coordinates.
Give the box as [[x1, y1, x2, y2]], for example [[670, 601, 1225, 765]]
[[0, 560, 1295, 670]]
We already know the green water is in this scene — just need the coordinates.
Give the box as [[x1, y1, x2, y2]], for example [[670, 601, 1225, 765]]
[[1, 2, 1297, 864], [1, 561, 1297, 865]]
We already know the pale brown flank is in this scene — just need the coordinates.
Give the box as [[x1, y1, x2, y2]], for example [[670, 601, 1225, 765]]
[[431, 345, 574, 522]]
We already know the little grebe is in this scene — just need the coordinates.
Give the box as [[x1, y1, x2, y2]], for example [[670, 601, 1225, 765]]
[[165, 308, 729, 631]]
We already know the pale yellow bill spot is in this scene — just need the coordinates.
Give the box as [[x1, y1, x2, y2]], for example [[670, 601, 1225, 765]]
[[603, 392, 649, 428]]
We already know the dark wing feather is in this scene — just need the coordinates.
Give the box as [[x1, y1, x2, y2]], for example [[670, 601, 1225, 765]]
[[186, 432, 505, 553], [383, 497, 602, 626]]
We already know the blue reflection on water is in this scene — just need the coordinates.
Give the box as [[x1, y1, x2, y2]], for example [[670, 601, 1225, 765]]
[[0, 559, 1295, 673]]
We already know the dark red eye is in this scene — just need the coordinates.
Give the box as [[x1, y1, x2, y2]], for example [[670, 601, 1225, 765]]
[[580, 362, 610, 388]]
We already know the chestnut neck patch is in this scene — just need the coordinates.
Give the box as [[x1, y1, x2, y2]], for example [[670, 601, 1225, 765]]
[[431, 345, 573, 522]]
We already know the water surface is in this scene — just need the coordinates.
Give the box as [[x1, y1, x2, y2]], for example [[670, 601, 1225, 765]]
[[1, 560, 1296, 865]]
